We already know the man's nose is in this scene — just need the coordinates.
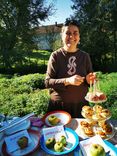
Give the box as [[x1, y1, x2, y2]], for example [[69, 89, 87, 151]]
[[69, 33, 74, 38]]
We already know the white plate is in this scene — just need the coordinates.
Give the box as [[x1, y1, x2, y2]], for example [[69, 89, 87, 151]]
[[2, 129, 40, 156], [40, 127, 79, 155], [5, 119, 30, 135], [43, 110, 71, 127], [85, 96, 107, 103], [77, 119, 115, 140]]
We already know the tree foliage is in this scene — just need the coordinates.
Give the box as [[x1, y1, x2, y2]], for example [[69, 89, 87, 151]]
[[71, 0, 117, 72], [0, 0, 54, 69]]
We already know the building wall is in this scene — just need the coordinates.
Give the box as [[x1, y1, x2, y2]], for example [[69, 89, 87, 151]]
[[33, 24, 62, 50]]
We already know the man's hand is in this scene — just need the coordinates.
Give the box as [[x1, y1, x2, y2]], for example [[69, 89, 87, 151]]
[[64, 75, 85, 86], [86, 72, 96, 84]]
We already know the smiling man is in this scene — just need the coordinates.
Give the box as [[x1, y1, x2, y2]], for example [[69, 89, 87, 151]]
[[45, 19, 96, 118]]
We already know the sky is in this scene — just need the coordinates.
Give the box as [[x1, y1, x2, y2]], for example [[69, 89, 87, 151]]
[[42, 0, 74, 26]]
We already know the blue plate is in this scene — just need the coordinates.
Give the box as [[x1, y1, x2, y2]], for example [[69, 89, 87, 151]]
[[104, 140, 117, 156], [40, 127, 79, 155]]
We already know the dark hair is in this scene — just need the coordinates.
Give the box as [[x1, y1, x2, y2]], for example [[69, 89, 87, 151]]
[[63, 18, 80, 29]]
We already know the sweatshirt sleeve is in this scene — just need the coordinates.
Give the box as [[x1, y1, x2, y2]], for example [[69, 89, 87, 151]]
[[45, 52, 66, 90]]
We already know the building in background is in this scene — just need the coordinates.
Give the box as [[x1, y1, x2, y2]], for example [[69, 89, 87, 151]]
[[33, 23, 62, 51]]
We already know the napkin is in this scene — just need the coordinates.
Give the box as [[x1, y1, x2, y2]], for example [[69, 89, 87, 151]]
[[80, 135, 109, 156], [42, 125, 67, 142], [5, 129, 32, 153]]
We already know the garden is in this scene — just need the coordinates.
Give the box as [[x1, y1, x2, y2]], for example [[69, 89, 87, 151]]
[[0, 71, 117, 119]]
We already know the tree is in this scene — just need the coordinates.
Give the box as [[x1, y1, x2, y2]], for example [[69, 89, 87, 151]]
[[71, 0, 117, 72], [0, 0, 54, 69]]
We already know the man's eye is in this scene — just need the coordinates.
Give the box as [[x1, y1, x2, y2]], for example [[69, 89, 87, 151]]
[[66, 32, 71, 35], [66, 32, 79, 36], [74, 32, 79, 35]]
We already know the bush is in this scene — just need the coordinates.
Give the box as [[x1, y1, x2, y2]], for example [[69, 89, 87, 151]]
[[0, 72, 117, 118], [0, 73, 50, 116], [90, 72, 117, 119], [26, 89, 49, 116], [0, 89, 50, 116]]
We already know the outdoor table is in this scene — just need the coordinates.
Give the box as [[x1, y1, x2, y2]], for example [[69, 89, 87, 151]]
[[32, 118, 117, 156], [0, 118, 117, 156]]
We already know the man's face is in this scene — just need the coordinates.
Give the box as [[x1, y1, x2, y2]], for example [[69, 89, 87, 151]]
[[61, 25, 80, 49]]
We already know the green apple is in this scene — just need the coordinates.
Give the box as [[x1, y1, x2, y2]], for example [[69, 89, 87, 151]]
[[59, 135, 67, 146], [54, 142, 64, 152], [17, 136, 28, 149], [90, 144, 106, 156], [48, 115, 60, 125], [45, 137, 55, 148]]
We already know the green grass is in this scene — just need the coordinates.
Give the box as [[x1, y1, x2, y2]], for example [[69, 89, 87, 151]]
[[25, 49, 51, 65], [0, 49, 51, 75]]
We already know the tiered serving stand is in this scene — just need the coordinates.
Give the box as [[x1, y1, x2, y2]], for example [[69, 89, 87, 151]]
[[81, 80, 115, 140]]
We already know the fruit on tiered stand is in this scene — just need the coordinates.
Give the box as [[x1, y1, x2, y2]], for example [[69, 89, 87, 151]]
[[81, 79, 114, 139], [85, 80, 107, 103], [81, 105, 111, 121], [81, 104, 113, 139]]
